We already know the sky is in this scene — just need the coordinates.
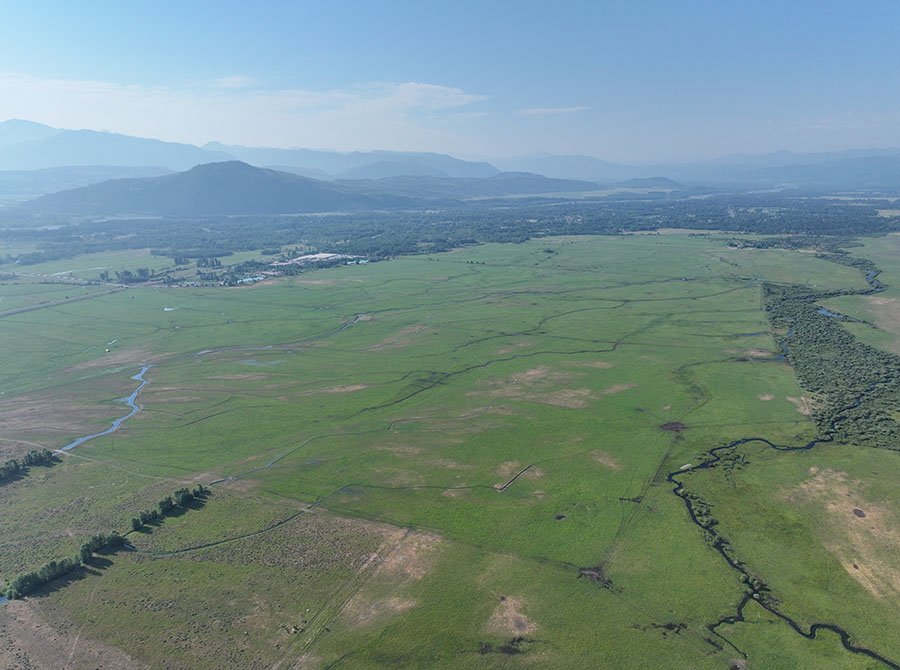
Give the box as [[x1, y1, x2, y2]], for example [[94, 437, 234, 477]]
[[1, 1, 899, 163]]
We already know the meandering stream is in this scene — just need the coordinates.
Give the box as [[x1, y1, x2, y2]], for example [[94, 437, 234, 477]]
[[665, 269, 898, 668], [57, 366, 151, 453]]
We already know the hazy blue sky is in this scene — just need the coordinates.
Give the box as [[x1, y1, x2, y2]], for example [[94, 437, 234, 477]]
[[1, 1, 899, 162]]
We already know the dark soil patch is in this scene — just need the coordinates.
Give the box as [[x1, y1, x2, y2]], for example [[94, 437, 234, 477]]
[[479, 637, 533, 656], [853, 508, 867, 518], [578, 565, 611, 586], [660, 421, 687, 433], [555, 514, 567, 520]]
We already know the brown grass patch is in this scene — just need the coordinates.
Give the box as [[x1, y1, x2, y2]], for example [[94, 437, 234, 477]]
[[376, 531, 443, 582], [786, 396, 814, 415], [744, 349, 774, 358], [565, 360, 614, 369], [495, 461, 521, 478], [0, 599, 148, 670], [600, 383, 637, 395], [783, 469, 900, 598], [592, 451, 623, 470], [537, 388, 594, 407], [757, 394, 775, 401], [0, 383, 137, 451], [65, 347, 152, 372], [497, 340, 534, 355], [469, 366, 594, 407], [344, 596, 418, 628], [366, 324, 428, 351], [428, 458, 471, 470], [487, 596, 537, 636], [295, 384, 368, 395]]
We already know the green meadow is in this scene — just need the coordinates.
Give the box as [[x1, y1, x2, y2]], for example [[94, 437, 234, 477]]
[[1, 233, 898, 669]]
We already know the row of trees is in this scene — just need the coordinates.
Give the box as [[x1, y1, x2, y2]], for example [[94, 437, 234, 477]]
[[4, 484, 210, 599], [130, 484, 206, 531], [5, 532, 124, 599], [0, 449, 56, 484]]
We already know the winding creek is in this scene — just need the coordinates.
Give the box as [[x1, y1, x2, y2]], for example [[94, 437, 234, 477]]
[[666, 268, 899, 668], [57, 366, 151, 453]]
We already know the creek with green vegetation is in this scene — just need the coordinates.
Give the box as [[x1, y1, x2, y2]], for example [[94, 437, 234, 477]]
[[667, 259, 900, 668]]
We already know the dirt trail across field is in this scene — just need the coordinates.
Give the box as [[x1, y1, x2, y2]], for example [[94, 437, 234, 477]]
[[0, 287, 126, 319]]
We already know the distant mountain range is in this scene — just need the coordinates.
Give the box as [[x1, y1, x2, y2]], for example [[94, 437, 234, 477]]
[[494, 151, 900, 189], [21, 162, 604, 216], [2, 119, 900, 199], [203, 142, 499, 179], [0, 165, 172, 201]]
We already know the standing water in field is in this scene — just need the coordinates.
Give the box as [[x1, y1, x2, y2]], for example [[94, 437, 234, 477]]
[[58, 366, 151, 452]]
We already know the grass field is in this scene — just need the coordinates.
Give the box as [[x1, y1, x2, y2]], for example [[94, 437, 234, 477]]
[[0, 233, 897, 668]]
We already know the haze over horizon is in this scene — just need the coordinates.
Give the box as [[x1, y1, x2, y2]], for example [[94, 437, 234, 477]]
[[1, 1, 899, 163]]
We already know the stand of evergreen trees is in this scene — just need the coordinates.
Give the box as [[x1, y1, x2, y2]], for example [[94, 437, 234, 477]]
[[5, 532, 124, 600], [0, 449, 56, 484]]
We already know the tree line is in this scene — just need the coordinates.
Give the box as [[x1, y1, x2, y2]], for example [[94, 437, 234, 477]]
[[5, 532, 124, 599], [0, 448, 56, 485], [130, 484, 206, 531], [4, 484, 208, 599]]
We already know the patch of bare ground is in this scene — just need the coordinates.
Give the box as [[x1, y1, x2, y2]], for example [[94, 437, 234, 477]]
[[497, 340, 534, 355], [294, 384, 368, 396], [428, 458, 472, 470], [65, 348, 152, 373], [441, 485, 468, 498], [0, 598, 147, 670], [786, 395, 816, 415], [495, 461, 521, 479], [375, 530, 443, 582], [0, 382, 137, 452], [744, 349, 775, 358], [469, 366, 595, 407], [783, 468, 900, 598], [592, 451, 623, 470], [375, 444, 424, 456], [564, 360, 614, 369], [487, 595, 537, 636], [340, 531, 443, 630], [600, 383, 637, 395], [757, 394, 775, 401], [140, 392, 204, 404], [365, 324, 428, 351]]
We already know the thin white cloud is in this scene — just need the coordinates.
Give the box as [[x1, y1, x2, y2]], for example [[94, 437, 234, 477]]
[[0, 73, 487, 151], [210, 75, 258, 89], [450, 111, 491, 120], [516, 105, 590, 117]]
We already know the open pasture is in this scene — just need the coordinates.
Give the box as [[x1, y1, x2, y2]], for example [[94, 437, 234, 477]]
[[1, 234, 897, 668]]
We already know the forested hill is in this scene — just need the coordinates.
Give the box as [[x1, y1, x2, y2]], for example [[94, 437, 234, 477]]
[[21, 161, 418, 216], [20, 163, 603, 216]]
